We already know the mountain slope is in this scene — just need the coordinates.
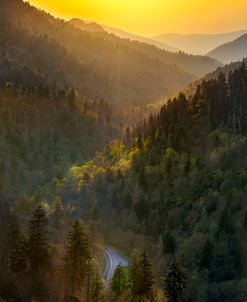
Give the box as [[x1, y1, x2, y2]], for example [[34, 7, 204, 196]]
[[152, 30, 247, 55], [102, 24, 179, 52], [2, 0, 198, 107], [53, 63, 247, 302], [69, 19, 220, 77], [0, 84, 114, 198], [207, 34, 247, 63]]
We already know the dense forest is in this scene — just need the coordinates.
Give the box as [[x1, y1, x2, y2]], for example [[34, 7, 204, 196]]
[[37, 63, 247, 301], [0, 84, 117, 200], [1, 0, 247, 302]]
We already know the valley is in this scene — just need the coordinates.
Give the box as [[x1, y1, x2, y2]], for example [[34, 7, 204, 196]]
[[1, 0, 247, 302]]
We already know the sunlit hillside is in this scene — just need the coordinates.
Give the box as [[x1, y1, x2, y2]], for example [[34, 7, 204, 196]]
[[1, 0, 247, 302]]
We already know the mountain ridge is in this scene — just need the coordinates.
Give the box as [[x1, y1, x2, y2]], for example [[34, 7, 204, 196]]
[[207, 33, 247, 63], [102, 24, 179, 52], [152, 30, 247, 54], [70, 18, 106, 33], [2, 0, 196, 107]]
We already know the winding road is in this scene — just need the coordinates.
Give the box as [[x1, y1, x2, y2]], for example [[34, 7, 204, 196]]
[[104, 248, 129, 283]]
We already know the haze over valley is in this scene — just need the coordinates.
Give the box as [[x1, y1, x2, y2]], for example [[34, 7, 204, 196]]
[[1, 1, 247, 301]]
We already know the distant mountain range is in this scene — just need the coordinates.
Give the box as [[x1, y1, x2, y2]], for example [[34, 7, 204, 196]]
[[3, 0, 202, 108], [69, 19, 179, 52], [207, 34, 247, 63], [68, 18, 220, 78], [101, 25, 179, 53], [2, 0, 222, 110], [70, 20, 247, 64], [152, 30, 247, 55]]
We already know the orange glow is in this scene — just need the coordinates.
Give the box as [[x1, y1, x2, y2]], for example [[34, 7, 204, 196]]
[[26, 0, 247, 36]]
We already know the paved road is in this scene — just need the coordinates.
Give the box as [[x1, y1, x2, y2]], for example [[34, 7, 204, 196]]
[[104, 248, 129, 283]]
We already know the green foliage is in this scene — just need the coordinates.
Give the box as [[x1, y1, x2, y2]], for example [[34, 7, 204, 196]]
[[110, 264, 128, 297], [28, 206, 51, 274], [164, 263, 186, 302], [64, 221, 91, 295], [91, 275, 105, 302], [53, 64, 247, 301], [199, 239, 213, 270], [129, 251, 154, 301], [28, 206, 51, 299], [1, 2, 247, 301], [0, 87, 112, 198], [163, 232, 176, 254]]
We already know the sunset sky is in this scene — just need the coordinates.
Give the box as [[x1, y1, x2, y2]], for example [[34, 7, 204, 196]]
[[27, 0, 247, 36]]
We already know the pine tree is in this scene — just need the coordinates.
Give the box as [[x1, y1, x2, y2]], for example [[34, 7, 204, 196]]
[[129, 255, 140, 298], [28, 206, 51, 298], [28, 206, 51, 274], [129, 251, 154, 301], [64, 220, 91, 296], [91, 275, 105, 302], [164, 263, 186, 302], [110, 264, 127, 297], [139, 251, 154, 300]]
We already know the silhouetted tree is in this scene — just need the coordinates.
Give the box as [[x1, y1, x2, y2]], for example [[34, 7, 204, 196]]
[[164, 263, 186, 302]]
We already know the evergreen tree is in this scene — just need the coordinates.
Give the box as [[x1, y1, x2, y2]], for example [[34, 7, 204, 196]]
[[164, 263, 186, 302], [28, 206, 51, 299], [129, 251, 154, 301], [129, 255, 140, 299], [91, 275, 105, 302], [110, 264, 127, 297], [28, 206, 51, 273], [64, 220, 91, 296]]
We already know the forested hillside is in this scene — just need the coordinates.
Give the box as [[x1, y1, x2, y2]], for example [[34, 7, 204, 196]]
[[2, 0, 221, 108], [44, 63, 247, 301], [208, 34, 247, 63], [1, 1, 247, 302], [0, 84, 116, 200]]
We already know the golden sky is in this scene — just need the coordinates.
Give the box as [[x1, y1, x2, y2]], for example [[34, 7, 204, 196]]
[[27, 0, 247, 36]]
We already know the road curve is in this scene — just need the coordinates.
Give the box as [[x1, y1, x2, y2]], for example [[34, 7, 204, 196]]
[[104, 248, 129, 283]]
